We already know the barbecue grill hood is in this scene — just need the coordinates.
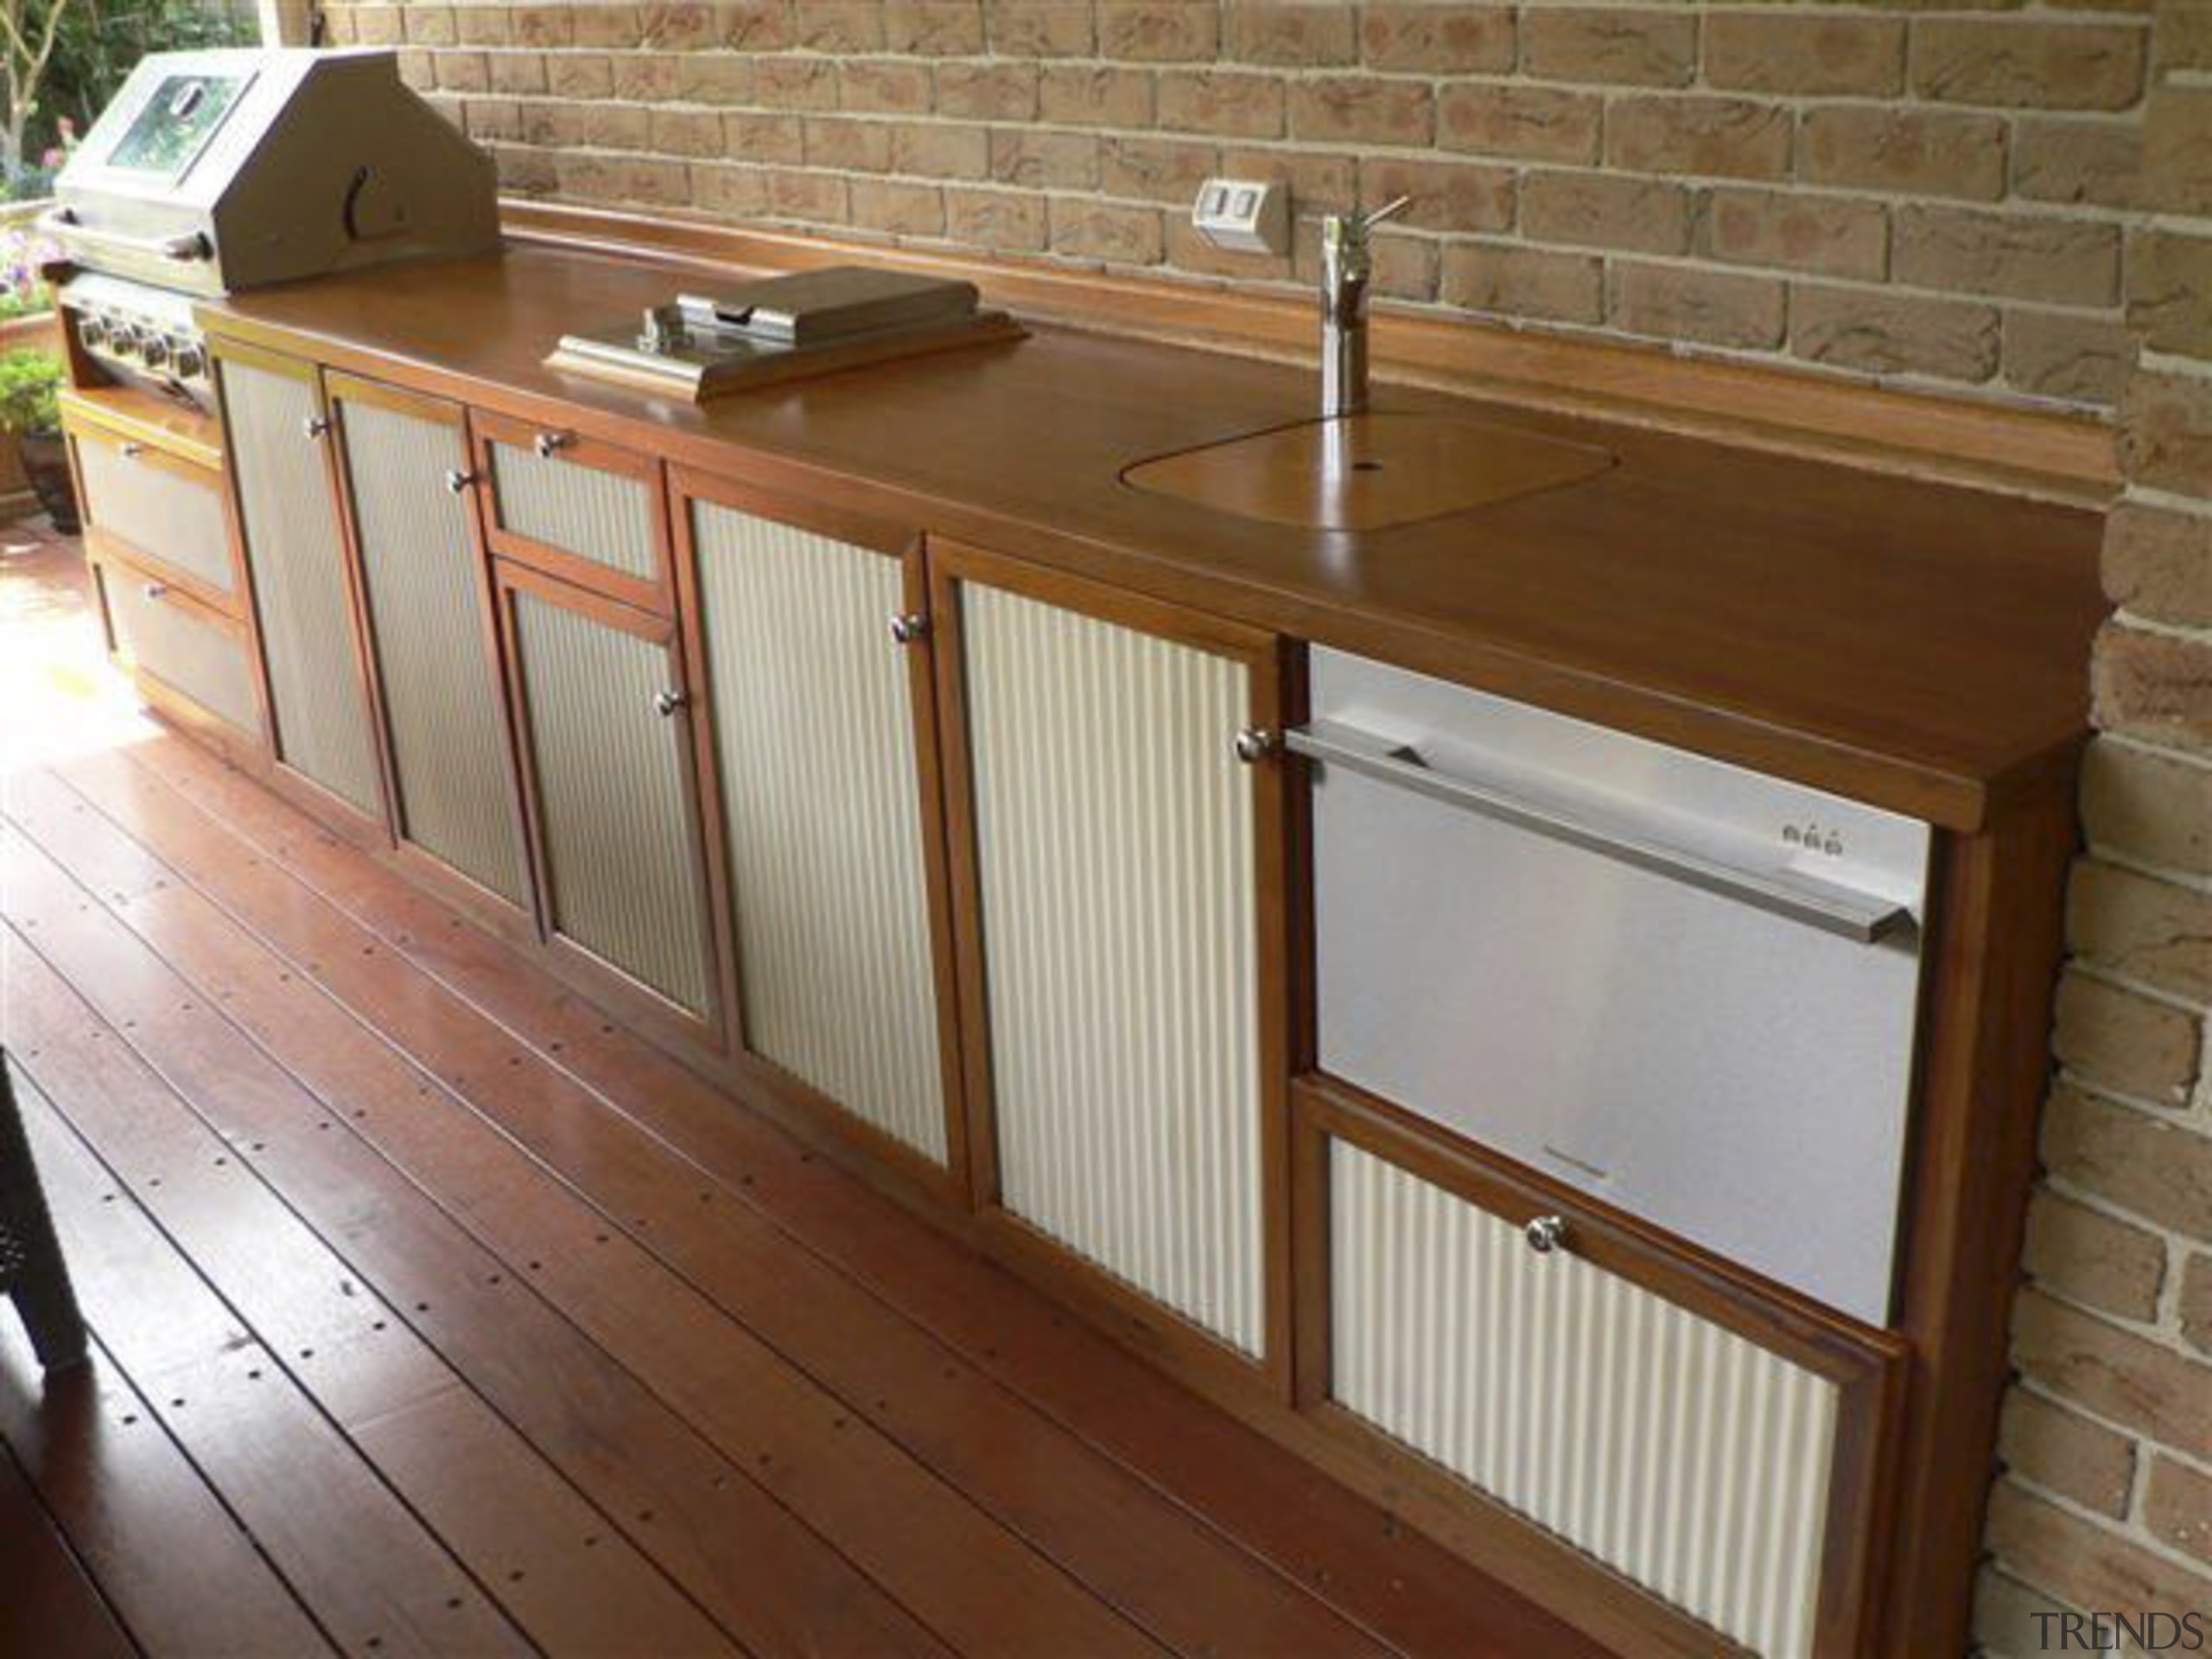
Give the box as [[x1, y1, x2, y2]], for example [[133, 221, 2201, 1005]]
[[48, 48, 498, 296]]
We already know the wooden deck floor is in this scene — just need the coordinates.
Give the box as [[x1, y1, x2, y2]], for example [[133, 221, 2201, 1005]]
[[0, 526, 1602, 1659]]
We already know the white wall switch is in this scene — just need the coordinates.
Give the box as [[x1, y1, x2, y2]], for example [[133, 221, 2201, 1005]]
[[1190, 177, 1290, 256]]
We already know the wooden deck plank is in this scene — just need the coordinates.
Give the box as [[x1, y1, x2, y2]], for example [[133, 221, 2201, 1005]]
[[18, 759, 1395, 1659], [107, 731, 1608, 1659], [2, 943, 743, 1659], [0, 831, 956, 1659], [0, 1437, 138, 1659], [0, 1052, 532, 1659], [0, 795, 1158, 1659]]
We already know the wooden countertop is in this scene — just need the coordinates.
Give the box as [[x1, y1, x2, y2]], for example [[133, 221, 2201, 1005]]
[[198, 242, 2107, 832]]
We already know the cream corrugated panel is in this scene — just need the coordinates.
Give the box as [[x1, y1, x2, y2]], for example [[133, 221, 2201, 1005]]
[[223, 359, 383, 814], [76, 441, 232, 594], [340, 397, 528, 907], [513, 591, 715, 1018], [491, 442, 656, 580], [963, 581, 1263, 1355], [1330, 1141, 1839, 1659], [104, 571, 258, 735], [692, 502, 947, 1163]]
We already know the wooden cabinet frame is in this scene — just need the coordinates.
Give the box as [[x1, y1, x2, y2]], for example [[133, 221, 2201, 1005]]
[[325, 370, 539, 946], [493, 556, 728, 1060], [668, 465, 971, 1205], [929, 535, 1299, 1402], [85, 538, 270, 772], [470, 408, 675, 615], [207, 334, 397, 855]]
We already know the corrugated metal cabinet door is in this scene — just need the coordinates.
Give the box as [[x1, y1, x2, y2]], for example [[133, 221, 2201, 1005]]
[[500, 564, 721, 1037], [937, 540, 1291, 1371], [332, 378, 531, 916], [214, 341, 388, 830]]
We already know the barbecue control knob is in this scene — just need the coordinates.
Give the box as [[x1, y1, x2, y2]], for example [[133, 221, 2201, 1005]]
[[77, 315, 107, 348], [171, 345, 206, 380], [140, 335, 171, 371], [1523, 1215, 1569, 1255]]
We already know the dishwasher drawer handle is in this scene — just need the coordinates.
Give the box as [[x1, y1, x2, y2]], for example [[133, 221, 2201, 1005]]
[[1285, 717, 1915, 945]]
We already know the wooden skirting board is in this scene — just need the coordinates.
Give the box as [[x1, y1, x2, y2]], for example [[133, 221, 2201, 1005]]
[[499, 198, 2120, 510]]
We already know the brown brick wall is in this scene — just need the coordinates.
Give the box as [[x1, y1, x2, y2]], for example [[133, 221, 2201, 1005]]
[[324, 0, 2164, 416]]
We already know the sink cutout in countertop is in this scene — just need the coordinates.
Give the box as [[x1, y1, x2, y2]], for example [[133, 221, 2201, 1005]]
[[1122, 411, 1617, 532]]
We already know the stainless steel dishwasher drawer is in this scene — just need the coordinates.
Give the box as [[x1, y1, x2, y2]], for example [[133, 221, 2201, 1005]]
[[1298, 647, 1932, 1325]]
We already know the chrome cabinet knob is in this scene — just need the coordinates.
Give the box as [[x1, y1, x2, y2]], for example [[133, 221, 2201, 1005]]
[[141, 581, 169, 601], [302, 414, 333, 441], [443, 467, 480, 494], [1232, 727, 1280, 765], [652, 689, 688, 718], [887, 612, 929, 645], [118, 441, 145, 460], [533, 429, 575, 460], [1523, 1215, 1569, 1255]]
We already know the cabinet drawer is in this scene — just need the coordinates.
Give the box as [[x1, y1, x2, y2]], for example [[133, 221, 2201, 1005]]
[[1298, 1077, 1902, 1659], [69, 421, 234, 603], [93, 550, 262, 741], [474, 412, 666, 612]]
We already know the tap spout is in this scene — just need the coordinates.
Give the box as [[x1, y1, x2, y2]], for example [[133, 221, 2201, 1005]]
[[1318, 195, 1410, 421]]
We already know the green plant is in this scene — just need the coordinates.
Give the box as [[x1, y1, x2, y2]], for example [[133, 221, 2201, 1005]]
[[0, 343, 61, 433]]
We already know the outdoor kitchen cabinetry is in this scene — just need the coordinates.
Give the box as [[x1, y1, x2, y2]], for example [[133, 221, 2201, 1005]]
[[672, 471, 963, 1185], [933, 539, 1293, 1378], [212, 339, 390, 836]]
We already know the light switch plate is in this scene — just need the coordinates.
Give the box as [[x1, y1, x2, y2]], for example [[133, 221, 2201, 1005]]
[[1190, 177, 1290, 256]]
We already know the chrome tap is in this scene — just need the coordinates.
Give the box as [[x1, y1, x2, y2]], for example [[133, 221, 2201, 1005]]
[[1319, 195, 1410, 419]]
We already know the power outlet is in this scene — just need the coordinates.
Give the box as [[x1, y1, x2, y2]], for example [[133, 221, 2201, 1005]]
[[1190, 177, 1290, 256]]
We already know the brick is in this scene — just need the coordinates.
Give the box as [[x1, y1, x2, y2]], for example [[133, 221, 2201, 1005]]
[[937, 62, 1039, 121], [1441, 242, 1604, 326], [1520, 8, 1695, 86], [1789, 286, 2000, 383], [2124, 372, 2212, 501], [1973, 1567, 2072, 1659], [1912, 20, 2146, 111], [2104, 504, 2212, 631], [612, 54, 678, 102], [1097, 1, 1218, 61], [432, 52, 488, 92], [545, 54, 613, 99], [493, 145, 557, 194], [1998, 1387, 2138, 1516], [570, 5, 644, 48], [1607, 262, 1786, 352], [763, 168, 849, 223], [944, 187, 1048, 251], [889, 121, 989, 180], [2024, 1188, 2169, 1321], [455, 10, 510, 46], [463, 99, 519, 141], [674, 58, 754, 105], [404, 7, 455, 45], [1219, 146, 1356, 213], [1360, 4, 1513, 73], [639, 3, 717, 49], [485, 53, 545, 96], [840, 60, 934, 115], [1288, 76, 1434, 148], [986, 1, 1093, 57], [516, 102, 585, 148], [1705, 14, 1904, 96], [1359, 158, 1513, 236], [884, 0, 984, 54], [721, 1, 791, 50], [792, 0, 882, 51], [1801, 107, 2007, 203], [989, 128, 1098, 190], [1893, 207, 2120, 308], [849, 178, 945, 237], [2012, 118, 2140, 208], [2157, 1, 2212, 71], [802, 116, 893, 173], [2067, 857, 2212, 1003], [2132, 230, 2212, 361], [351, 5, 404, 43], [725, 111, 804, 166], [2053, 969, 2202, 1104], [1048, 198, 1164, 265], [581, 104, 650, 149], [1157, 71, 1284, 139], [511, 4, 575, 45], [2043, 1083, 2212, 1241], [2004, 310, 2131, 406], [690, 162, 766, 217], [2149, 1458, 2212, 1567], [1986, 1481, 2212, 1630], [2094, 623, 2212, 754], [648, 108, 725, 158], [2012, 1289, 2212, 1459], [1698, 188, 1887, 282], [1162, 216, 1292, 283], [1098, 136, 1219, 203], [1224, 1, 1356, 66], [1605, 95, 1792, 183], [2083, 720, 2212, 876], [1521, 172, 1689, 256], [1038, 66, 1155, 128], [1433, 84, 1595, 168], [754, 57, 841, 110], [556, 153, 690, 207], [322, 7, 360, 44], [2184, 1254, 2212, 1356]]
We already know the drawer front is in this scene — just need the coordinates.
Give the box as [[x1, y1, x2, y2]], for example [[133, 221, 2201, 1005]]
[[337, 388, 529, 909], [98, 557, 260, 737], [477, 416, 664, 609], [1307, 1090, 1902, 1659], [73, 427, 232, 598]]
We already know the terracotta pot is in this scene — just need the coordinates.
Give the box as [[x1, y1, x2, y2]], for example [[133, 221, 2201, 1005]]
[[16, 429, 78, 532]]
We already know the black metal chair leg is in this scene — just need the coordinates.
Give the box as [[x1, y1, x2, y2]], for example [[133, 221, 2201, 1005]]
[[0, 1055, 89, 1371]]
